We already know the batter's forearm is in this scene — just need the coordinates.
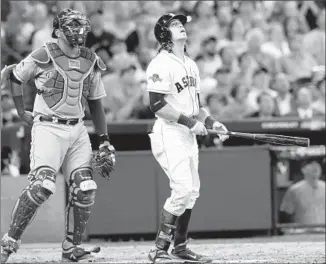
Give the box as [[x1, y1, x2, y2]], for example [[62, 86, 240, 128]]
[[196, 107, 216, 128], [196, 107, 210, 123], [88, 99, 108, 136], [156, 104, 197, 129]]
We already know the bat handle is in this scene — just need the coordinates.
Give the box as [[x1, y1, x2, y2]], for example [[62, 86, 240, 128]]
[[207, 129, 230, 136]]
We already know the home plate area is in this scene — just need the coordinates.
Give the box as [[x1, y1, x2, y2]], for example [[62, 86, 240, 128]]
[[5, 234, 325, 263]]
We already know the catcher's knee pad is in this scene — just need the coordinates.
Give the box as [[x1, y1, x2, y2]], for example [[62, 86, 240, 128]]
[[69, 167, 97, 206], [66, 167, 97, 245], [8, 167, 56, 240]]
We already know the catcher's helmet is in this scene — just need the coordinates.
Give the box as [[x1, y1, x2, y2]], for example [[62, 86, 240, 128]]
[[52, 8, 91, 47], [154, 13, 188, 44]]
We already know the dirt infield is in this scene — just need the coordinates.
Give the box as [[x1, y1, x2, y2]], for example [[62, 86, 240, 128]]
[[5, 234, 325, 263]]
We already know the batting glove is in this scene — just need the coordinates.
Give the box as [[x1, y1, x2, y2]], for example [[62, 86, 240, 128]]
[[212, 121, 229, 142]]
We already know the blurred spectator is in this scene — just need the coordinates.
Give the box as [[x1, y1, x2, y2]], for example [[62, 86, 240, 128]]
[[214, 67, 233, 96], [31, 3, 56, 50], [280, 34, 318, 82], [250, 91, 278, 119], [1, 90, 20, 126], [283, 1, 309, 33], [105, 1, 140, 54], [312, 78, 325, 115], [85, 12, 115, 64], [280, 159, 325, 225], [247, 68, 276, 112], [108, 38, 141, 73], [235, 1, 256, 33], [216, 1, 233, 39], [246, 27, 279, 75], [205, 92, 229, 120], [199, 36, 222, 77], [219, 44, 238, 73], [102, 64, 146, 121], [288, 87, 322, 119], [224, 17, 247, 55], [272, 73, 294, 116], [219, 83, 255, 120], [303, 8, 325, 66], [261, 22, 290, 60], [1, 146, 20, 177], [188, 1, 220, 57], [233, 51, 255, 88], [195, 55, 217, 103], [283, 15, 308, 42]]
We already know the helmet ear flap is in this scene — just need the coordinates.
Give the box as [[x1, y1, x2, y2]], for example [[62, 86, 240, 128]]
[[159, 26, 171, 43]]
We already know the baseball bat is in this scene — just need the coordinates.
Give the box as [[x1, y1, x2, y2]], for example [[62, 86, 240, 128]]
[[207, 129, 310, 147]]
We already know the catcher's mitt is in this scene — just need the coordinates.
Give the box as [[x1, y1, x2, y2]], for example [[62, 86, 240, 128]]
[[91, 143, 116, 180]]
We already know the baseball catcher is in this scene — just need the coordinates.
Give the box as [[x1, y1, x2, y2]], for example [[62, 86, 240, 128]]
[[1, 9, 115, 263]]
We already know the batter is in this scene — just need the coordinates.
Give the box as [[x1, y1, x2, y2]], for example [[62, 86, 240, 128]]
[[1, 9, 115, 263], [146, 13, 229, 263]]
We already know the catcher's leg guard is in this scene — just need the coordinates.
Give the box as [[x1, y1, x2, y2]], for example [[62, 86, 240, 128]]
[[174, 209, 192, 246], [2, 167, 56, 262], [64, 167, 97, 246]]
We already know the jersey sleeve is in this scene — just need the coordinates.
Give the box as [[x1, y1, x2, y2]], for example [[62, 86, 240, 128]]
[[13, 55, 38, 83], [87, 70, 107, 100], [146, 60, 172, 94]]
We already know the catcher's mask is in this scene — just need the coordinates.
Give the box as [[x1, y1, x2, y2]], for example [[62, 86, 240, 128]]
[[52, 8, 91, 48], [154, 13, 188, 45]]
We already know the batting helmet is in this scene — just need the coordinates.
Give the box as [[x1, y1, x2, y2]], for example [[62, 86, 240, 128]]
[[154, 13, 188, 45], [52, 8, 91, 47]]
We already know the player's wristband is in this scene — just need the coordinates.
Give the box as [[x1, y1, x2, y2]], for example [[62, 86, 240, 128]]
[[177, 114, 197, 129], [99, 134, 110, 145], [204, 116, 216, 129]]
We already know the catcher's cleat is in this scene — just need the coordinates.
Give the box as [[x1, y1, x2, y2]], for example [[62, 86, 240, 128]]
[[148, 247, 175, 263], [62, 245, 100, 262], [171, 240, 212, 263], [1, 233, 21, 263]]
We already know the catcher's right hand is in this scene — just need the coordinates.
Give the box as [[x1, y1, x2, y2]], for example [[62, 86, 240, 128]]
[[92, 142, 116, 180]]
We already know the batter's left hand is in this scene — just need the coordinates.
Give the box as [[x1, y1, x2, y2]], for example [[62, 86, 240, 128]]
[[212, 121, 229, 142]]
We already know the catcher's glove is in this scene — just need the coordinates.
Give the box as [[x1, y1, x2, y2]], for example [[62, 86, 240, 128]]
[[92, 141, 116, 180]]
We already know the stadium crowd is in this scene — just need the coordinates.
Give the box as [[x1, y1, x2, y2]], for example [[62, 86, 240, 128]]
[[1, 0, 325, 126]]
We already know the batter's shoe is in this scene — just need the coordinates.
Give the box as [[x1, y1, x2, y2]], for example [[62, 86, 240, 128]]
[[171, 240, 212, 263], [62, 245, 101, 262], [1, 233, 21, 263], [148, 247, 174, 263]]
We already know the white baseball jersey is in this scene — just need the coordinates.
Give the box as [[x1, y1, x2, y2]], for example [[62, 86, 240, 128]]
[[146, 50, 201, 216], [146, 50, 200, 117]]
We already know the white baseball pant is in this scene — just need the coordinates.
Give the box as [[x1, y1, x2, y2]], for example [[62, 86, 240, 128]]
[[149, 118, 200, 216]]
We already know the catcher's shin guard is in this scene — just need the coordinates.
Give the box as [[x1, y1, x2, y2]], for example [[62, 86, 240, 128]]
[[174, 209, 192, 247], [7, 167, 56, 240], [154, 209, 178, 251], [65, 167, 97, 245]]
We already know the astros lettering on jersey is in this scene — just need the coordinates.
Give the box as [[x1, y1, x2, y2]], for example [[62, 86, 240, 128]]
[[146, 50, 200, 117]]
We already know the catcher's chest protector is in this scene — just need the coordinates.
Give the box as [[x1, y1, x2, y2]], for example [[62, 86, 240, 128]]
[[41, 42, 96, 116]]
